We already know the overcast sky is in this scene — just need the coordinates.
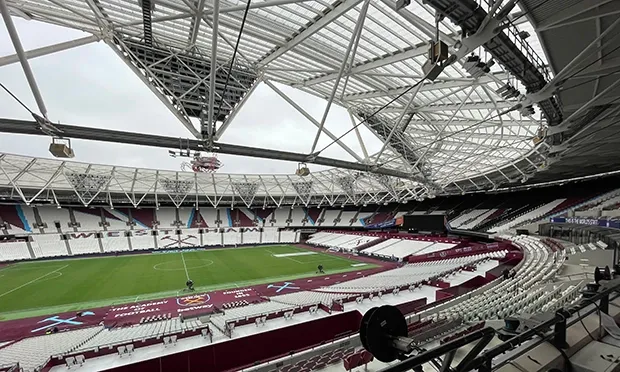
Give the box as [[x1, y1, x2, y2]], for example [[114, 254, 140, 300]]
[[0, 17, 384, 175]]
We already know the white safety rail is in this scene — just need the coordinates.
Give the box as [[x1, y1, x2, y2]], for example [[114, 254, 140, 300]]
[[101, 235, 130, 252], [37, 206, 72, 233], [75, 318, 207, 352], [290, 208, 305, 225], [210, 301, 297, 332], [490, 199, 566, 232], [31, 234, 68, 257], [270, 291, 350, 307], [460, 209, 497, 230], [67, 237, 100, 255], [438, 235, 565, 321], [73, 211, 102, 231], [129, 234, 155, 250], [319, 253, 504, 294], [321, 210, 340, 227], [156, 208, 177, 228], [0, 241, 31, 261], [0, 326, 103, 372]]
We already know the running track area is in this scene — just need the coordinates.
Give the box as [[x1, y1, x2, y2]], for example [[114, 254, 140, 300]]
[[0, 250, 394, 342]]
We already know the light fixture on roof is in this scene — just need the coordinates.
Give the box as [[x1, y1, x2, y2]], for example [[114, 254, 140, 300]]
[[49, 137, 74, 158], [395, 0, 410, 11], [496, 83, 520, 99], [519, 105, 535, 117], [463, 54, 492, 78], [296, 163, 310, 177]]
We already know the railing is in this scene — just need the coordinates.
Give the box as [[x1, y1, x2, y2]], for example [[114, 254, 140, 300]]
[[380, 278, 620, 372], [474, 0, 551, 82]]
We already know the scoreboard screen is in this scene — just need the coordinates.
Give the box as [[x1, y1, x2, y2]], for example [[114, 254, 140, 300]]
[[398, 214, 447, 233]]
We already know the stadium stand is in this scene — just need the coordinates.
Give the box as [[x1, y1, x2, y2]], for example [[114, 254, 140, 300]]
[[0, 326, 103, 371], [0, 241, 31, 261], [31, 234, 68, 258]]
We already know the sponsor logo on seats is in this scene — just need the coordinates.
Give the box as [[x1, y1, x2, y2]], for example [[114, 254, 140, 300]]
[[176, 293, 211, 307]]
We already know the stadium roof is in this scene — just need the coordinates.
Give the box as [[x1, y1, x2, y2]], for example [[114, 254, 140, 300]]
[[0, 0, 617, 201]]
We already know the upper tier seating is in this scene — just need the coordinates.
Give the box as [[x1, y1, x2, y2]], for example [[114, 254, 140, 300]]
[[490, 199, 567, 232], [306, 232, 380, 251]]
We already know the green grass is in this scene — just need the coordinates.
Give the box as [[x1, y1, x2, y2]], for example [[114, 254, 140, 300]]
[[0, 245, 375, 320]]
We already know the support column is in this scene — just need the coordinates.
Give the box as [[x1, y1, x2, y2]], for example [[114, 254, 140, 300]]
[[0, 0, 48, 117]]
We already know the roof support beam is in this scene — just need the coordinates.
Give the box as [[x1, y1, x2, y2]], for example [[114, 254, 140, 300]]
[[310, 0, 370, 154], [265, 80, 363, 162], [215, 76, 263, 141], [365, 101, 513, 113], [188, 0, 207, 47], [0, 0, 48, 118], [297, 43, 428, 87], [206, 0, 220, 143], [0, 35, 100, 68], [536, 0, 615, 31], [0, 118, 414, 179], [204, 0, 313, 16], [257, 0, 364, 66], [342, 74, 509, 101]]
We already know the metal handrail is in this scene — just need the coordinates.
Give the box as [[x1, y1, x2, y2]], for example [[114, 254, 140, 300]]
[[379, 279, 620, 372]]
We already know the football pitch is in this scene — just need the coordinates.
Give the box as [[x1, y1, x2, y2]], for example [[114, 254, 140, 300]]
[[0, 245, 374, 320]]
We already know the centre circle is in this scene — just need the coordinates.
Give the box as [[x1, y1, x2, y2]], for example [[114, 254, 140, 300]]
[[153, 259, 214, 271]]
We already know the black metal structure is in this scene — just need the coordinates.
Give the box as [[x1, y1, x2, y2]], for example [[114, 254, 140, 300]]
[[367, 279, 620, 372], [421, 0, 563, 126]]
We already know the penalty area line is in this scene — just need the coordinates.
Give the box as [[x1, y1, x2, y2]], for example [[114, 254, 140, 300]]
[[0, 264, 68, 299]]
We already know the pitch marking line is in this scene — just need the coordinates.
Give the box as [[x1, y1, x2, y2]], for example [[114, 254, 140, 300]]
[[180, 251, 190, 281], [0, 264, 68, 299]]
